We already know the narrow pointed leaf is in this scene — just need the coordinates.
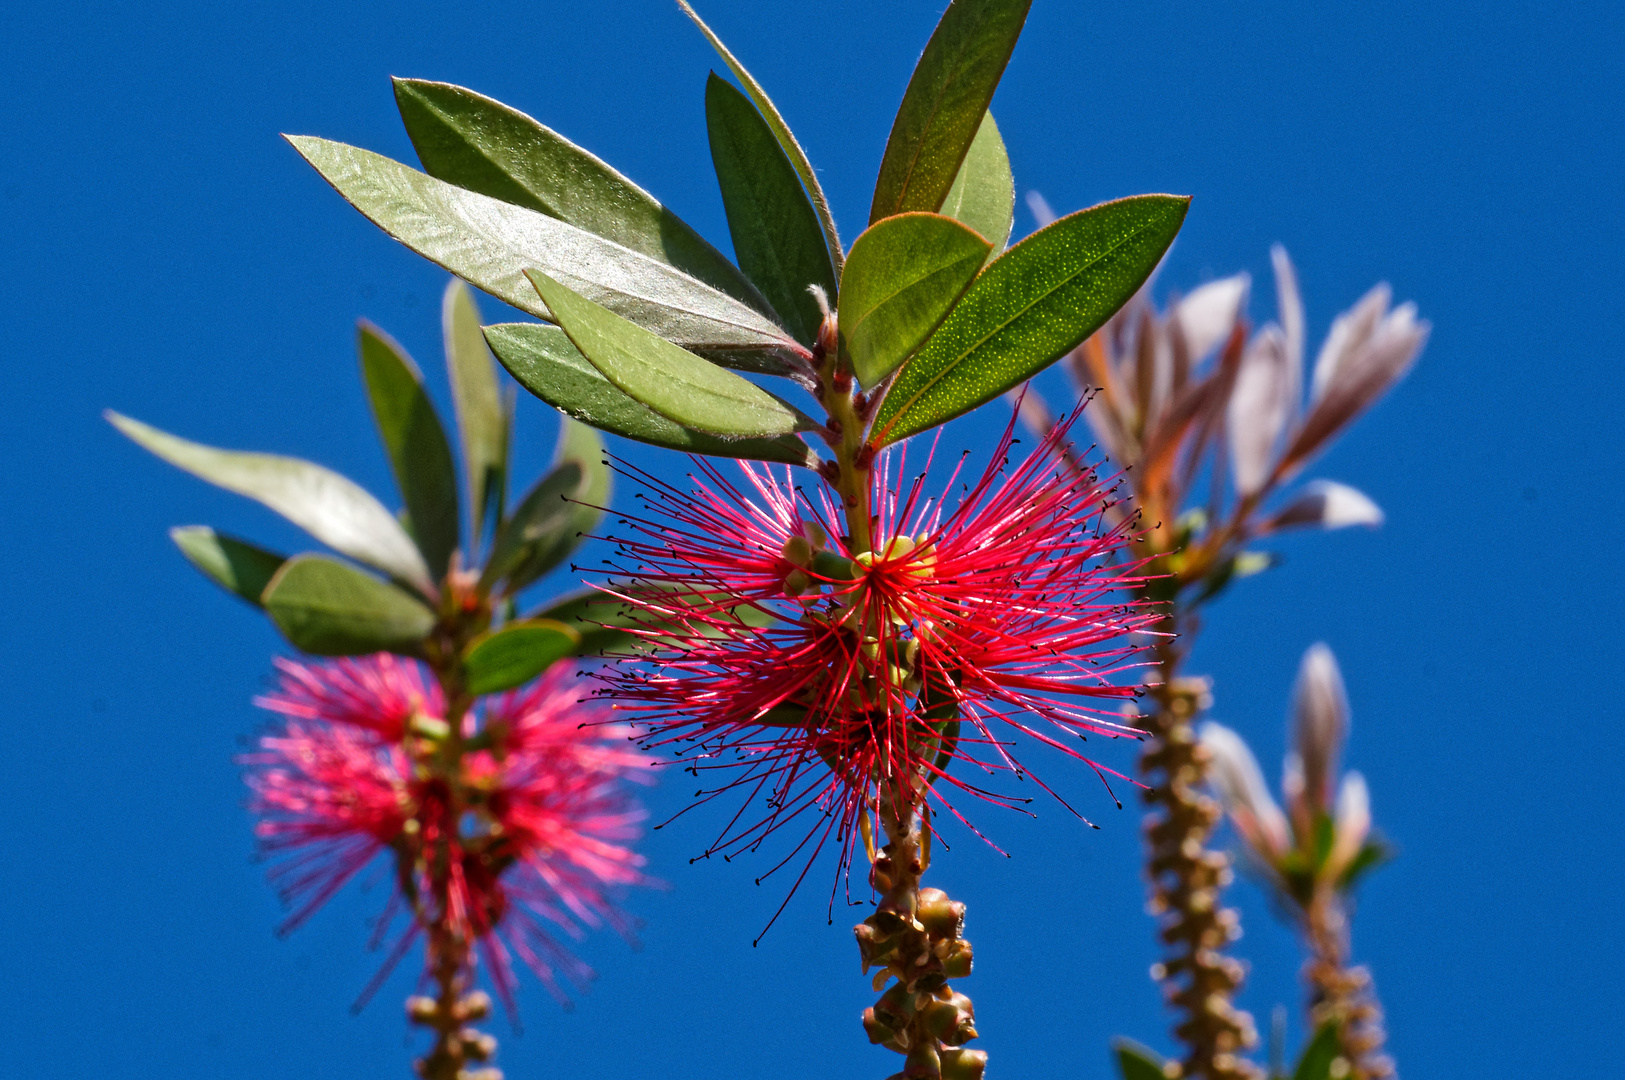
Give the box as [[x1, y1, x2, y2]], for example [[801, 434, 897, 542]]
[[481, 461, 582, 592], [395, 78, 774, 316], [536, 588, 650, 657], [838, 212, 990, 390], [462, 619, 580, 695], [358, 321, 460, 579], [870, 0, 1032, 224], [1292, 1024, 1344, 1080], [502, 419, 611, 594], [1112, 1039, 1169, 1080], [870, 195, 1189, 446], [443, 280, 508, 545], [938, 111, 1014, 257], [706, 73, 837, 345], [676, 0, 842, 274], [108, 411, 434, 592], [485, 322, 817, 466], [287, 136, 801, 369], [526, 270, 811, 438], [262, 555, 437, 656], [169, 526, 286, 607]]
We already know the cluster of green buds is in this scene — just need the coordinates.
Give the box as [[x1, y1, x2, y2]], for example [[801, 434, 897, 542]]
[[856, 808, 983, 1080], [406, 990, 500, 1080]]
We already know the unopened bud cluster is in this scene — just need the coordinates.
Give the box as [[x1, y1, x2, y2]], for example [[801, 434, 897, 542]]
[[408, 990, 501, 1080], [857, 829, 984, 1080]]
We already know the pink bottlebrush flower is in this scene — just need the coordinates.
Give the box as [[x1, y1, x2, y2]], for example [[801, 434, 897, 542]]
[[243, 656, 652, 1008], [257, 653, 442, 741], [595, 408, 1158, 909]]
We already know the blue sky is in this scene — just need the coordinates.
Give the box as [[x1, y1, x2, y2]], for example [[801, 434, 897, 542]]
[[2, 1, 1620, 1077]]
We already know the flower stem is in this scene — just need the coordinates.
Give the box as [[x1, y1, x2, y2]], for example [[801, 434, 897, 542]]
[[1303, 893, 1394, 1080], [1140, 631, 1261, 1080], [406, 637, 501, 1080], [856, 798, 984, 1080]]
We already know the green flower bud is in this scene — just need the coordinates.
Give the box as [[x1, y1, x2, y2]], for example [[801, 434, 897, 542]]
[[903, 1041, 941, 1079], [916, 888, 965, 939], [940, 1047, 988, 1080], [943, 940, 973, 979]]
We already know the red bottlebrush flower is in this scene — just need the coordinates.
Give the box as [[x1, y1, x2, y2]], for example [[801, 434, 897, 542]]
[[595, 408, 1157, 910], [244, 656, 652, 1008]]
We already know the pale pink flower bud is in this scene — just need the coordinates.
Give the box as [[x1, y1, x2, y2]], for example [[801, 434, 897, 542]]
[[1291, 643, 1349, 814], [1227, 326, 1294, 496], [1269, 480, 1384, 532], [1174, 274, 1250, 365], [1199, 722, 1290, 861], [1326, 771, 1372, 881]]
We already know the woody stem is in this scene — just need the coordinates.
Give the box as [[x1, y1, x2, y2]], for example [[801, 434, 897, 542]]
[[1139, 626, 1261, 1080]]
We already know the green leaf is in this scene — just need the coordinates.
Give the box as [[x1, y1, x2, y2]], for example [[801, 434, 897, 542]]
[[443, 280, 509, 546], [1292, 1024, 1343, 1080], [535, 588, 647, 657], [869, 0, 1032, 224], [501, 419, 610, 594], [706, 74, 838, 346], [394, 78, 774, 317], [485, 322, 817, 467], [286, 136, 802, 371], [1112, 1038, 1170, 1080], [869, 194, 1189, 446], [537, 582, 778, 657], [939, 111, 1014, 257], [462, 619, 580, 695], [262, 555, 437, 656], [358, 320, 460, 580], [169, 526, 286, 607], [837, 212, 990, 390], [481, 461, 582, 593], [108, 411, 434, 593], [525, 270, 813, 439], [676, 0, 842, 275]]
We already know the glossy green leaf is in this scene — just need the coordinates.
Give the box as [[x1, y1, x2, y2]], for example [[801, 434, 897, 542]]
[[484, 322, 817, 467], [1112, 1039, 1170, 1080], [169, 526, 286, 607], [939, 112, 1014, 257], [443, 280, 509, 545], [1292, 1024, 1343, 1080], [287, 136, 802, 370], [262, 555, 437, 656], [502, 419, 610, 594], [462, 619, 580, 695], [358, 320, 460, 580], [108, 411, 434, 593], [481, 461, 582, 593], [706, 74, 837, 346], [869, 195, 1189, 446], [869, 0, 1032, 224], [837, 212, 990, 390], [676, 0, 843, 274], [395, 78, 774, 317], [526, 270, 812, 439]]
